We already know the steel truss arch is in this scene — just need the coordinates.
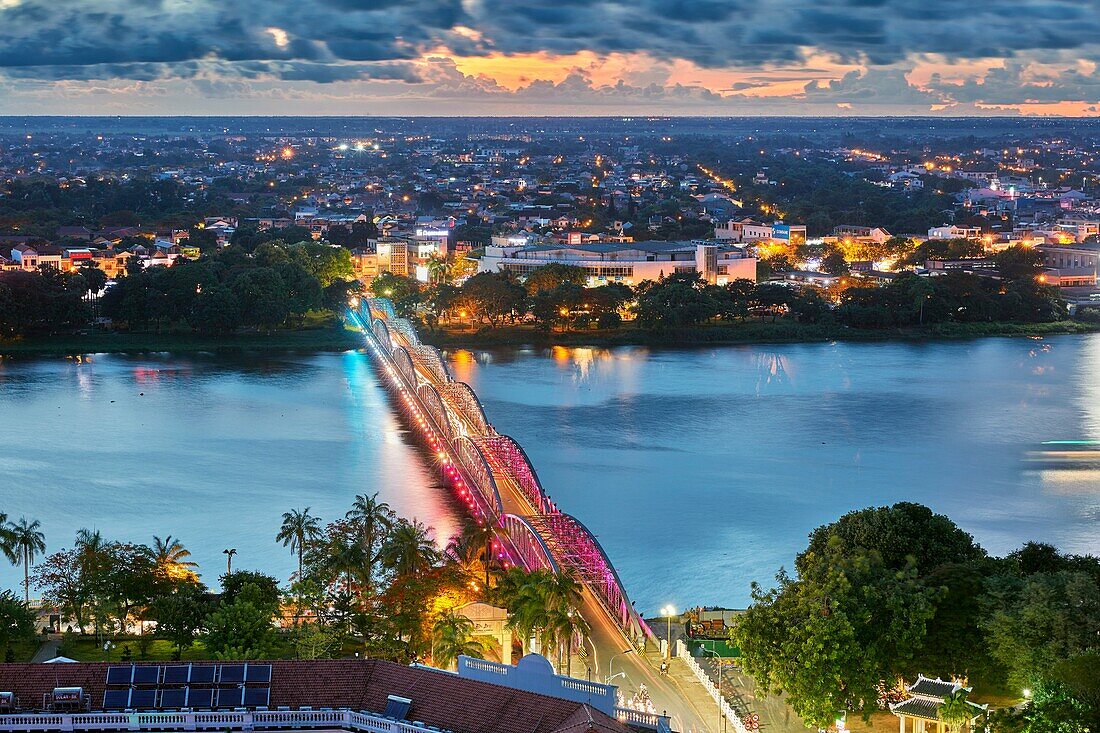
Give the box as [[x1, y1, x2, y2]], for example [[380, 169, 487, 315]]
[[417, 383, 452, 443], [441, 382, 492, 437], [392, 346, 417, 388], [453, 435, 504, 516], [499, 514, 560, 573], [478, 435, 552, 515]]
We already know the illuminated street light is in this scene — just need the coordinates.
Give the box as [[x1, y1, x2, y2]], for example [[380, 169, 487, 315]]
[[660, 605, 677, 660]]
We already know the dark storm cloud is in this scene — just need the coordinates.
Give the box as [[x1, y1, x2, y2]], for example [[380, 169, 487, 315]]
[[0, 0, 1099, 85]]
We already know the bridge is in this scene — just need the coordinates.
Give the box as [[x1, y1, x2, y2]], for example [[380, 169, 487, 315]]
[[349, 298, 714, 733]]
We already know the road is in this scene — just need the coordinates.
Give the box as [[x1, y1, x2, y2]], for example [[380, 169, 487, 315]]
[[372, 312, 714, 732]]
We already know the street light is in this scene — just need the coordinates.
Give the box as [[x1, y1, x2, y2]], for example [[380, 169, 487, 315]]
[[223, 548, 237, 575], [660, 605, 677, 660], [606, 648, 635, 685]]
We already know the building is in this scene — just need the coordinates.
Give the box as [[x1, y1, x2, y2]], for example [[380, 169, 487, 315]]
[[0, 657, 664, 733], [714, 219, 806, 245], [479, 239, 756, 286], [890, 675, 988, 733], [928, 225, 982, 240], [373, 232, 448, 282], [1038, 242, 1100, 286]]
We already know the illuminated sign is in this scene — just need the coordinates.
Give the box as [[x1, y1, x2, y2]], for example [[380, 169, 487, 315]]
[[416, 229, 449, 238], [568, 232, 582, 245], [772, 224, 791, 241]]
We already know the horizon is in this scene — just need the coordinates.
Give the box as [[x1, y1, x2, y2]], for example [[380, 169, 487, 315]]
[[3, 0, 1100, 117]]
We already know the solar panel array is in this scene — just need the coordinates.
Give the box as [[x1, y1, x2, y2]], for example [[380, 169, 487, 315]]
[[102, 663, 271, 711]]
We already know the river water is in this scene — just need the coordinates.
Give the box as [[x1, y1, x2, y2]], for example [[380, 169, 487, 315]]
[[1, 336, 1098, 611]]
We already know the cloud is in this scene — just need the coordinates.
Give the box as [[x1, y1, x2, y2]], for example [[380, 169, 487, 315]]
[[1, 0, 1100, 112]]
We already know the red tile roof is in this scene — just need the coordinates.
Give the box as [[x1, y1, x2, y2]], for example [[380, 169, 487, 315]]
[[0, 660, 633, 733]]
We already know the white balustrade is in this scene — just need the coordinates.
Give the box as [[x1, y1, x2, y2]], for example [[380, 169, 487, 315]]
[[0, 709, 445, 733], [675, 640, 751, 733]]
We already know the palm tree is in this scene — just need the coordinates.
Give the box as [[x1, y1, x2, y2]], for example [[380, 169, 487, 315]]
[[150, 535, 199, 582], [8, 517, 45, 603], [445, 522, 496, 595], [431, 610, 486, 670], [939, 691, 974, 733], [276, 507, 324, 581], [380, 519, 440, 579], [495, 569, 584, 661], [345, 493, 395, 594]]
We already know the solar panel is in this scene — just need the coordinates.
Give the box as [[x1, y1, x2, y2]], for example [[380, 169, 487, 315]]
[[159, 688, 186, 709], [103, 690, 130, 709], [130, 689, 157, 709], [186, 688, 214, 708], [105, 667, 133, 685], [216, 688, 244, 708], [244, 664, 271, 683], [189, 665, 215, 684], [132, 666, 160, 685], [219, 664, 246, 684], [163, 665, 190, 684], [383, 695, 412, 721], [243, 688, 270, 708]]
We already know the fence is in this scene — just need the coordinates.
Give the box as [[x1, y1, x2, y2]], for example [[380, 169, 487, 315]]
[[675, 640, 750, 733], [0, 709, 441, 733]]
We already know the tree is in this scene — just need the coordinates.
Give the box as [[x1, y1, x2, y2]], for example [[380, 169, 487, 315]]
[[799, 502, 986, 577], [219, 571, 281, 609], [523, 263, 587, 295], [345, 494, 396, 596], [191, 286, 241, 334], [731, 539, 939, 728], [994, 246, 1045, 282], [380, 519, 440, 579], [231, 267, 291, 330], [635, 274, 717, 329], [7, 517, 45, 603], [460, 273, 526, 327], [32, 548, 89, 632], [202, 583, 277, 660], [0, 591, 36, 661], [984, 569, 1100, 689], [149, 535, 198, 584], [432, 610, 486, 670], [277, 508, 323, 581], [821, 251, 850, 276], [149, 583, 210, 660]]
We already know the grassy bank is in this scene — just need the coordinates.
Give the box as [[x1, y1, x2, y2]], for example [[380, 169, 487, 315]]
[[0, 326, 363, 357], [421, 319, 1100, 349]]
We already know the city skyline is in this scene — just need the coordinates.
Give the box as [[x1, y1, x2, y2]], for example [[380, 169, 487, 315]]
[[1, 0, 1100, 117]]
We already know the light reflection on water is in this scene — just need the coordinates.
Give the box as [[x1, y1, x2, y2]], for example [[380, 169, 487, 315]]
[[0, 350, 462, 590], [453, 337, 1100, 613], [2, 339, 1098, 612]]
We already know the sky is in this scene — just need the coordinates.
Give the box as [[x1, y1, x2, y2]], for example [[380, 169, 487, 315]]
[[1, 0, 1100, 116]]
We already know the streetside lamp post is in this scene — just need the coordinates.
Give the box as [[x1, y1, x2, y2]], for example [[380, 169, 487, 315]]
[[223, 548, 237, 575], [660, 605, 677, 660], [606, 648, 635, 685]]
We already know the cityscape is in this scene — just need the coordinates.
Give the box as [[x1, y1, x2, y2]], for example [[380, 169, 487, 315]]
[[1, 3, 1099, 733]]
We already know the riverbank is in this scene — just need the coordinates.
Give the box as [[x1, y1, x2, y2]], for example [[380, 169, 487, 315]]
[[420, 319, 1100, 349], [0, 326, 362, 356]]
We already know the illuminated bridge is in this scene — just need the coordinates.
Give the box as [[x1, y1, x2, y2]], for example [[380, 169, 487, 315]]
[[350, 297, 651, 648]]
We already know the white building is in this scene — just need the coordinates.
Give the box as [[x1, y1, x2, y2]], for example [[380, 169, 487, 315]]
[[714, 218, 806, 244], [478, 239, 757, 286], [928, 225, 982, 240]]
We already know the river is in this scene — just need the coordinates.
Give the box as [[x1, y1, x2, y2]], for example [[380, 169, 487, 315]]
[[1, 335, 1098, 611]]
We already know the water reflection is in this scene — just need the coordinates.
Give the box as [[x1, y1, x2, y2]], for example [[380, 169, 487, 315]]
[[0, 352, 463, 590], [453, 336, 1100, 612]]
